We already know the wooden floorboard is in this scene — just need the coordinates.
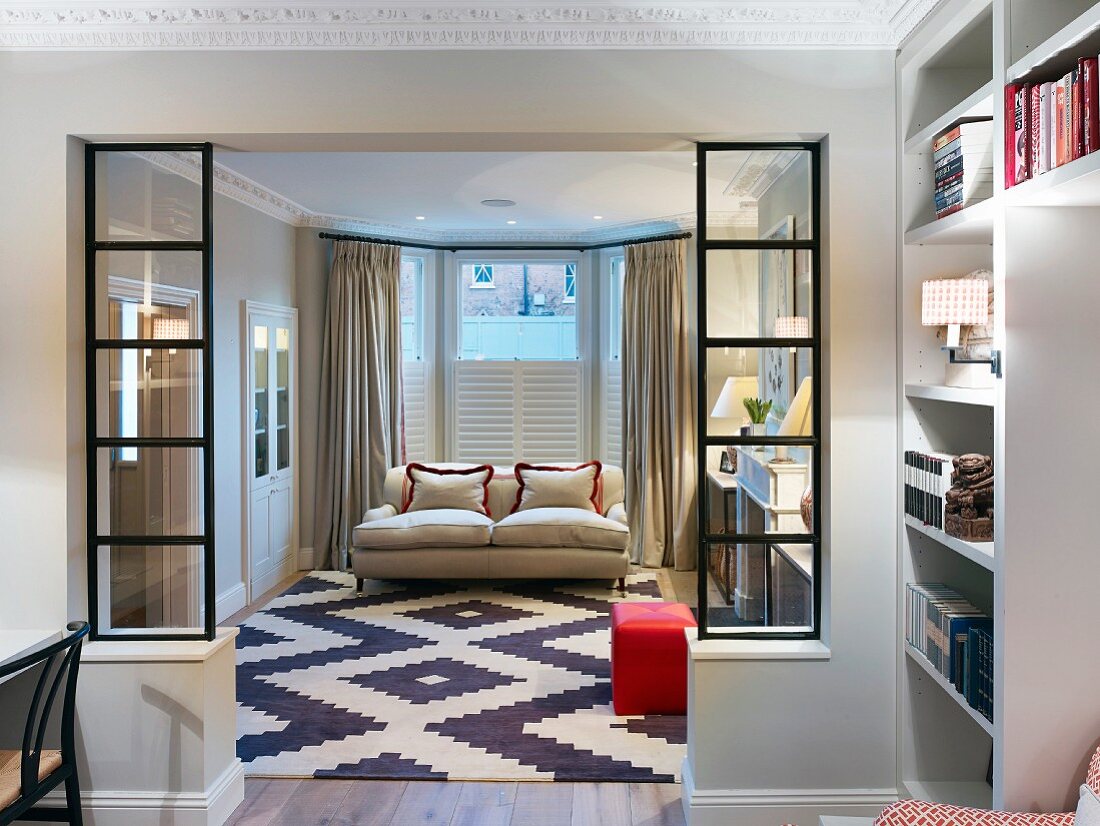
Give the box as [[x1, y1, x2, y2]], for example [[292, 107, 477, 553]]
[[450, 782, 517, 826], [331, 780, 408, 826], [571, 783, 633, 826], [628, 782, 687, 826], [270, 779, 353, 826], [509, 781, 573, 826], [225, 779, 302, 826], [388, 779, 465, 824]]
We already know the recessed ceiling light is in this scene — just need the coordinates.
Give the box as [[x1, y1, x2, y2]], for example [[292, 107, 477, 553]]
[[415, 215, 426, 220], [481, 199, 517, 208], [506, 220, 517, 225], [593, 215, 604, 220]]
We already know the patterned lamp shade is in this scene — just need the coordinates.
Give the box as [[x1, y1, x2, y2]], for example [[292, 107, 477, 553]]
[[152, 316, 190, 340], [921, 278, 988, 326], [774, 315, 809, 338]]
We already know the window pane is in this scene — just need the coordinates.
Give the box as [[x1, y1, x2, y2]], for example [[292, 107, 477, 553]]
[[96, 348, 203, 440], [94, 151, 203, 242], [96, 250, 203, 340], [105, 545, 204, 632], [704, 541, 814, 632], [706, 347, 813, 438], [459, 262, 578, 360], [609, 255, 625, 361], [400, 256, 423, 361], [96, 447, 204, 536], [703, 149, 813, 241], [706, 249, 812, 338]]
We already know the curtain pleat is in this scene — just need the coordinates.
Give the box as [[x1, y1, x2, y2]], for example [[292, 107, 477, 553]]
[[313, 241, 404, 571], [622, 238, 698, 570]]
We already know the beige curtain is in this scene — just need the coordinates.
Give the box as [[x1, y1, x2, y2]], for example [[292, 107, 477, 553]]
[[313, 240, 404, 571], [622, 238, 697, 570]]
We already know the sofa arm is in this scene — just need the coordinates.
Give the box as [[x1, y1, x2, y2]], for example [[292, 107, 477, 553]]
[[876, 800, 1074, 826], [606, 502, 628, 528], [361, 504, 397, 524]]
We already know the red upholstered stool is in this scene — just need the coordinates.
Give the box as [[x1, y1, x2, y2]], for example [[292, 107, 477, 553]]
[[611, 602, 697, 715]]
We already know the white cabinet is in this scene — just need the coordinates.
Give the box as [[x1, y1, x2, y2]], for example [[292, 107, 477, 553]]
[[243, 302, 298, 601]]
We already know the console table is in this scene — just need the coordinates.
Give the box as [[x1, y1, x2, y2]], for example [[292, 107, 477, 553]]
[[706, 469, 739, 605]]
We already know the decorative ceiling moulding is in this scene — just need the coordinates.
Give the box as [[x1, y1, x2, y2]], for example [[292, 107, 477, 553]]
[[0, 2, 944, 50]]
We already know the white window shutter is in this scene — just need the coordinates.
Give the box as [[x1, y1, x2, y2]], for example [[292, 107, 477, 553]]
[[402, 361, 428, 462], [453, 361, 583, 464], [603, 360, 622, 466]]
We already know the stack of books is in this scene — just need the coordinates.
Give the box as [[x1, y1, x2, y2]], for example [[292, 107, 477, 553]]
[[933, 119, 994, 218], [905, 583, 993, 723], [1006, 57, 1100, 187], [903, 450, 955, 530]]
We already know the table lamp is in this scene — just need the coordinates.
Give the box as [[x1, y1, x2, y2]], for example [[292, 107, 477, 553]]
[[711, 375, 759, 470], [773, 376, 812, 462], [921, 277, 1001, 385]]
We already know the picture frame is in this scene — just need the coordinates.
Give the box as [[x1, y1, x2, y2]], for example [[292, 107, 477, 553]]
[[759, 215, 796, 413]]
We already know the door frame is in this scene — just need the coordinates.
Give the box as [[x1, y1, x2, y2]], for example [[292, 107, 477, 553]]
[[241, 300, 299, 607]]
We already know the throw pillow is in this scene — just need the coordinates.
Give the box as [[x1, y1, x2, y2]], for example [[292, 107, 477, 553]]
[[1078, 784, 1100, 826], [512, 461, 602, 514], [403, 464, 494, 516]]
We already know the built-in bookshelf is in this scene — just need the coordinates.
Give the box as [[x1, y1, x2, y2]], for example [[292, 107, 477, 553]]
[[898, 0, 1100, 814]]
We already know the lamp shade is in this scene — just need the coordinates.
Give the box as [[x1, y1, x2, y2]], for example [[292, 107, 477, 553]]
[[777, 376, 812, 437], [152, 316, 190, 340], [711, 376, 759, 419], [921, 278, 988, 327], [774, 316, 809, 338]]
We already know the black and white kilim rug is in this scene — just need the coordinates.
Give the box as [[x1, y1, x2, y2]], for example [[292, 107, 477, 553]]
[[236, 571, 686, 782]]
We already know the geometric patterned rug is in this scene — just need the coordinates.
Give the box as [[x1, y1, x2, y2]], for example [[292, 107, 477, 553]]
[[236, 571, 685, 782]]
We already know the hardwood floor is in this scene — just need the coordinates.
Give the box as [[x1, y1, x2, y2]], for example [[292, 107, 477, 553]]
[[226, 779, 685, 826], [225, 567, 688, 826]]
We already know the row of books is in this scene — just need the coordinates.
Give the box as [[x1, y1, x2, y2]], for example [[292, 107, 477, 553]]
[[903, 450, 954, 530], [932, 119, 994, 218], [905, 583, 994, 723], [1006, 56, 1100, 187]]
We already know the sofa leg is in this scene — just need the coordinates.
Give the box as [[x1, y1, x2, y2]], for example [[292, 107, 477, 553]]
[[617, 577, 626, 595], [355, 577, 364, 595]]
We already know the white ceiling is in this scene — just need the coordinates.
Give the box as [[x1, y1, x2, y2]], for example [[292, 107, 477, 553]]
[[216, 151, 702, 238], [1, 1, 943, 50]]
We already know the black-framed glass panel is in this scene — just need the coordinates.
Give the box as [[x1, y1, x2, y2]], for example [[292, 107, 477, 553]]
[[94, 250, 203, 340], [95, 447, 205, 537], [705, 347, 813, 439], [702, 540, 815, 633], [706, 249, 813, 338], [96, 348, 203, 440], [94, 151, 203, 242], [107, 545, 205, 632], [702, 149, 814, 241]]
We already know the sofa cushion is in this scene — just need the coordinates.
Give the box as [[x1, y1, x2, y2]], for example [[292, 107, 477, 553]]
[[491, 507, 629, 551], [403, 463, 494, 516], [512, 461, 602, 514], [353, 509, 493, 549]]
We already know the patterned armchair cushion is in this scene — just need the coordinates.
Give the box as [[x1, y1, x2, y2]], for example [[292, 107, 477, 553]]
[[1089, 745, 1100, 795], [875, 799, 1074, 826]]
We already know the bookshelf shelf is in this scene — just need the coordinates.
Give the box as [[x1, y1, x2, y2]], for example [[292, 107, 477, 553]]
[[1004, 150, 1100, 206], [1007, 3, 1100, 84], [901, 780, 994, 809], [904, 383, 995, 407], [904, 515, 995, 571], [905, 644, 994, 737], [904, 198, 994, 245], [904, 81, 996, 154]]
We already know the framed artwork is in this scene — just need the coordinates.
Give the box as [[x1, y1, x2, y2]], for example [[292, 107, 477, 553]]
[[760, 215, 795, 413]]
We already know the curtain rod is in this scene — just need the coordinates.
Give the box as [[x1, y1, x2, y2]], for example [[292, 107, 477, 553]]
[[317, 230, 692, 252]]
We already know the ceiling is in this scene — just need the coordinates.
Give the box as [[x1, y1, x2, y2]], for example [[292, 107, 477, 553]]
[[2, 1, 943, 50]]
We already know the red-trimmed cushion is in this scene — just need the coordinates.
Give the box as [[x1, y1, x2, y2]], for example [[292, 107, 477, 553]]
[[875, 799, 1074, 826], [512, 461, 602, 514], [402, 463, 494, 516], [1089, 746, 1100, 795]]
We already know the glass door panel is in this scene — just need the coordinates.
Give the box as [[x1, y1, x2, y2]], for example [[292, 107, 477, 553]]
[[275, 326, 290, 472], [254, 324, 270, 479]]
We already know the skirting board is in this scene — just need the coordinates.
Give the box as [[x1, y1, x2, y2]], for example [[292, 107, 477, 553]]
[[680, 759, 896, 826], [299, 546, 315, 570], [30, 759, 244, 826], [214, 582, 246, 624]]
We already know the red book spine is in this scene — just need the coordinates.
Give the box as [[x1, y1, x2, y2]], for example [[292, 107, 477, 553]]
[[1056, 81, 1067, 168], [1030, 84, 1042, 177], [1085, 58, 1100, 154], [1005, 84, 1019, 188], [1073, 63, 1084, 160], [1015, 83, 1032, 184]]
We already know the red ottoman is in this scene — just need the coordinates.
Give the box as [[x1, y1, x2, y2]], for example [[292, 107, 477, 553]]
[[611, 602, 697, 715]]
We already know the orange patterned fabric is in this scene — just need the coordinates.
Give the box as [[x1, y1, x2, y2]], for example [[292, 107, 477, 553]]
[[1088, 746, 1100, 795], [875, 799, 1074, 826]]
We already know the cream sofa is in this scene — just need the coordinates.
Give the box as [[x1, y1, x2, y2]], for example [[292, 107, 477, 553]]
[[350, 463, 631, 593]]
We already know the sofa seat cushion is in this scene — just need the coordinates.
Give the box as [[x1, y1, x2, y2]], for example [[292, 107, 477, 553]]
[[491, 507, 629, 552], [353, 509, 493, 550]]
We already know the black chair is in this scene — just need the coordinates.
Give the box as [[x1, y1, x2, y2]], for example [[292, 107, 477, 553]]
[[0, 622, 89, 826]]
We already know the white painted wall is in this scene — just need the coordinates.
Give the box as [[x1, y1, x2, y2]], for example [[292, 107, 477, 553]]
[[0, 48, 897, 811]]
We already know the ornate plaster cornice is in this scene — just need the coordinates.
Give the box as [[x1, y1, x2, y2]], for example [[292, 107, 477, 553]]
[[0, 2, 943, 50], [136, 150, 752, 243]]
